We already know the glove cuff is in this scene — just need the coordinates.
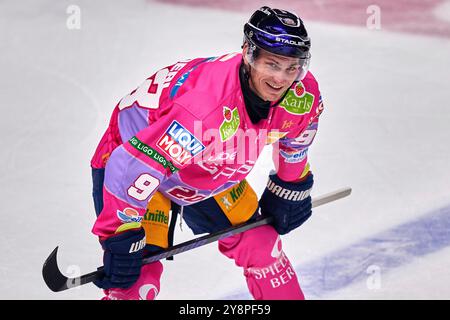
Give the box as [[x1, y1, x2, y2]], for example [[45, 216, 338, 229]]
[[266, 172, 314, 202], [101, 228, 146, 255]]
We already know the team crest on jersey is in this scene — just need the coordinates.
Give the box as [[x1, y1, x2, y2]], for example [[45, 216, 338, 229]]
[[157, 121, 205, 166], [219, 106, 240, 142], [117, 207, 143, 223], [280, 81, 315, 115]]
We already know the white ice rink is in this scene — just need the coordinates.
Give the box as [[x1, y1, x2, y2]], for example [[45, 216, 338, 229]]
[[1, 0, 449, 299]]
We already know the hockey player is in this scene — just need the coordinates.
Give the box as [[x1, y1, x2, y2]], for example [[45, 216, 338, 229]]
[[90, 6, 323, 300]]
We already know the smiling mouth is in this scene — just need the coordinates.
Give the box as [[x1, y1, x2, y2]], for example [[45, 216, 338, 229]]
[[266, 82, 283, 90]]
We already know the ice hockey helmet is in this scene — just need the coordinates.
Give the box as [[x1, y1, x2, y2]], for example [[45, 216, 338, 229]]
[[243, 6, 311, 59]]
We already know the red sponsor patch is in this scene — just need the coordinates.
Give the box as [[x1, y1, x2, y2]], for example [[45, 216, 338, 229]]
[[295, 85, 305, 97], [224, 107, 232, 121]]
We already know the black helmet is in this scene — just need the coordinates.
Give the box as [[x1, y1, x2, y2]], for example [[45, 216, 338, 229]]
[[244, 6, 311, 59]]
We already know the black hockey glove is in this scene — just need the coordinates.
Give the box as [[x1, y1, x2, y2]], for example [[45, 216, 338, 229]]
[[259, 172, 314, 235], [94, 227, 146, 289]]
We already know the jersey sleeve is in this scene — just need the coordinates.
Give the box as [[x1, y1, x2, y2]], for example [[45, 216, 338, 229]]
[[274, 86, 324, 182], [273, 116, 320, 182], [92, 103, 207, 239]]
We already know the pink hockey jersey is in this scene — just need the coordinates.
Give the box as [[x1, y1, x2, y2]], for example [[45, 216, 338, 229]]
[[91, 53, 323, 238]]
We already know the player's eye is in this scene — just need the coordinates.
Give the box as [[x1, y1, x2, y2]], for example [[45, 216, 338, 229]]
[[266, 62, 280, 71], [287, 66, 300, 72]]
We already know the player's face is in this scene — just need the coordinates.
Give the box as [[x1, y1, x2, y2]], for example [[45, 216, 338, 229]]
[[245, 48, 301, 102]]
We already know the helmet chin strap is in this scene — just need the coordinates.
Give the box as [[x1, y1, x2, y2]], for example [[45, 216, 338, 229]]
[[241, 61, 260, 100]]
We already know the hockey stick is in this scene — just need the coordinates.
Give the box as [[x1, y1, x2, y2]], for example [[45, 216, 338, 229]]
[[42, 187, 351, 292]]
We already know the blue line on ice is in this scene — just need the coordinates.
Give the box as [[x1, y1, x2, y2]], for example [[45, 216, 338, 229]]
[[221, 204, 450, 299]]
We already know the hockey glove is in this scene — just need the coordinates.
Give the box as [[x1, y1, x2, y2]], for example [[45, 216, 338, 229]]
[[94, 227, 146, 289], [259, 172, 314, 235]]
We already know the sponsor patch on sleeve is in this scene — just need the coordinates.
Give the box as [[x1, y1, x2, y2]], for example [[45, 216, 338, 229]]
[[280, 148, 308, 163], [156, 120, 205, 166], [129, 136, 179, 173]]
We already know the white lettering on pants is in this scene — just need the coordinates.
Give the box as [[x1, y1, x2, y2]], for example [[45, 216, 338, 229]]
[[245, 251, 297, 288]]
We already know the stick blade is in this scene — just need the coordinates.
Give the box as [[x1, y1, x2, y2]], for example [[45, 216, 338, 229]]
[[42, 247, 69, 292]]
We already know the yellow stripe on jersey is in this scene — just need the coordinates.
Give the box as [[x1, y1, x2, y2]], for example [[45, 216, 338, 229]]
[[213, 179, 258, 226], [142, 192, 172, 249]]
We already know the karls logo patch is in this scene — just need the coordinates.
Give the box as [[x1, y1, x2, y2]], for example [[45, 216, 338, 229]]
[[157, 121, 205, 166], [117, 207, 143, 223], [219, 107, 240, 142], [280, 81, 315, 115]]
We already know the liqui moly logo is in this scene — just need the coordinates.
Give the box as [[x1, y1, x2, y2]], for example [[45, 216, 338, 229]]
[[157, 120, 205, 166]]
